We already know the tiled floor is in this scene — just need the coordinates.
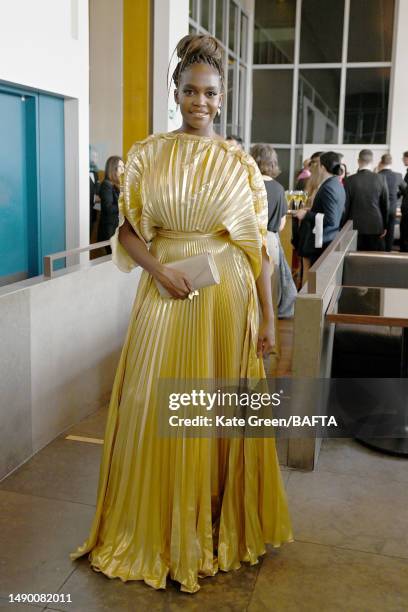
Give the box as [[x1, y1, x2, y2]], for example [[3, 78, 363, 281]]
[[0, 407, 407, 612]]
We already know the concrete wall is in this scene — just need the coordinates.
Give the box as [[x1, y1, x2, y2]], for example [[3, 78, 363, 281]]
[[0, 0, 90, 252], [0, 260, 141, 481], [89, 0, 124, 167]]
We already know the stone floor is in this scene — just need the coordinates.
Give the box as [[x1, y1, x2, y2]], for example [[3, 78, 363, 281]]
[[0, 405, 407, 612]]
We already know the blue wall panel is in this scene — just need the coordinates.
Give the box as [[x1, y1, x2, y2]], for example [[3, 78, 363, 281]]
[[0, 91, 29, 278], [0, 86, 66, 283], [38, 94, 66, 271]]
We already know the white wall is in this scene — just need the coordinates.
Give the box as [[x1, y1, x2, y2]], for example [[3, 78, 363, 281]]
[[0, 0, 90, 251], [89, 0, 123, 166]]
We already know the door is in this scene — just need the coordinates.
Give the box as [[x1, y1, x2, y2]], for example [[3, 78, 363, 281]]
[[38, 94, 66, 271], [0, 91, 32, 284], [0, 88, 66, 284]]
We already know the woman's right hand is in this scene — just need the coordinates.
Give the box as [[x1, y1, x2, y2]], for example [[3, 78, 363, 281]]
[[154, 265, 193, 299]]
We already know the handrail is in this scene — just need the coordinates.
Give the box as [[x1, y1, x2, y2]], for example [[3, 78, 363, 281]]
[[307, 220, 356, 294], [43, 240, 110, 278]]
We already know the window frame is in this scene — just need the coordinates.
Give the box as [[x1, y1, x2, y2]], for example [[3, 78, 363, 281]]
[[189, 0, 250, 144], [251, 0, 395, 187]]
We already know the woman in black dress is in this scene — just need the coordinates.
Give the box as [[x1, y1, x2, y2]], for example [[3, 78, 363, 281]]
[[98, 155, 124, 251]]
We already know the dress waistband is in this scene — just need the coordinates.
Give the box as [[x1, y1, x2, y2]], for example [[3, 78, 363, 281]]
[[156, 229, 228, 240]]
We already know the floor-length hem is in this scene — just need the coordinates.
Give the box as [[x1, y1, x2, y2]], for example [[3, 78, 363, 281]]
[[81, 536, 294, 594]]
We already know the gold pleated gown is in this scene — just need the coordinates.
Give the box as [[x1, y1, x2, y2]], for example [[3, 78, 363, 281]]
[[70, 132, 293, 593]]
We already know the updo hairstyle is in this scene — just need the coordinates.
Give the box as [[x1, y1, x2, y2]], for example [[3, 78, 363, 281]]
[[319, 151, 343, 176], [171, 34, 225, 90]]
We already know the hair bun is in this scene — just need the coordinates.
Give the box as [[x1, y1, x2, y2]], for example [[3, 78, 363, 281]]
[[333, 163, 342, 176], [176, 34, 223, 63]]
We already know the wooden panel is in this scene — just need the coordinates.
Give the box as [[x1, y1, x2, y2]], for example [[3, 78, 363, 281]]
[[123, 0, 151, 156]]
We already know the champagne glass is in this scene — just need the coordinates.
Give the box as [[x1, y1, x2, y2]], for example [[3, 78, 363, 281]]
[[294, 191, 302, 210], [285, 190, 294, 210]]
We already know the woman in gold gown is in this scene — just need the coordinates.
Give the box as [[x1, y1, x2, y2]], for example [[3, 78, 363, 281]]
[[70, 34, 293, 594]]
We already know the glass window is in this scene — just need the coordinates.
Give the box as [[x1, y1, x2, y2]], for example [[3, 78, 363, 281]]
[[238, 65, 247, 139], [299, 0, 344, 63], [254, 0, 296, 64], [274, 148, 291, 190], [189, 0, 197, 21], [229, 1, 237, 53], [227, 56, 237, 135], [344, 68, 390, 144], [252, 70, 293, 142], [214, 103, 222, 130], [200, 0, 211, 32], [348, 0, 395, 62], [240, 13, 248, 62], [297, 69, 340, 144], [215, 0, 224, 41]]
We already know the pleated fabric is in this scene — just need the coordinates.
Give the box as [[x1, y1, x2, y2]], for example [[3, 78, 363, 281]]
[[70, 133, 293, 593]]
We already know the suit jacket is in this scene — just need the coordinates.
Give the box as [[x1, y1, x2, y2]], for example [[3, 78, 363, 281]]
[[98, 180, 120, 241], [343, 169, 389, 235], [378, 169, 404, 215], [400, 170, 408, 215], [305, 175, 345, 244]]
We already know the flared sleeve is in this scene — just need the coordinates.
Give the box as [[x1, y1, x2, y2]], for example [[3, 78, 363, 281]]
[[110, 143, 146, 273], [244, 153, 270, 259]]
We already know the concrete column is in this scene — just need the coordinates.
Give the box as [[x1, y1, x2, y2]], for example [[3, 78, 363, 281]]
[[152, 0, 189, 133], [89, 0, 123, 167]]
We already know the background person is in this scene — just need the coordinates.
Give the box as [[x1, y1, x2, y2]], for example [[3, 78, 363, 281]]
[[250, 143, 297, 321], [291, 151, 323, 287], [295, 151, 345, 271], [377, 153, 404, 251], [304, 151, 323, 205], [295, 158, 311, 191], [338, 162, 348, 185], [89, 146, 100, 242], [343, 149, 389, 251], [226, 134, 243, 149], [97, 155, 124, 253], [399, 151, 408, 251]]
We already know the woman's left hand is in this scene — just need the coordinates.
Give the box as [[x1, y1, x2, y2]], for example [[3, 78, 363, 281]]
[[257, 319, 276, 358]]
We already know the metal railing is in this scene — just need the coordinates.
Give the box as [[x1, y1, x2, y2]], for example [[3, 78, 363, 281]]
[[43, 241, 110, 278]]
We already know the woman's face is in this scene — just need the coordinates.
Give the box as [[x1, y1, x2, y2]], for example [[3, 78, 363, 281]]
[[117, 160, 125, 176], [175, 63, 223, 134], [113, 160, 124, 183]]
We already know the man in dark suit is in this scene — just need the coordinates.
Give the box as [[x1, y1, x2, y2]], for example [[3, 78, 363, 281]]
[[399, 151, 408, 252], [343, 149, 389, 251], [378, 153, 404, 251]]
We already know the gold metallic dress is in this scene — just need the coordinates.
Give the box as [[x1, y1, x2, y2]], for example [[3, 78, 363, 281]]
[[70, 132, 293, 593]]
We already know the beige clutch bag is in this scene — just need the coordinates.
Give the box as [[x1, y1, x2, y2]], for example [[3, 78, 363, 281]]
[[154, 252, 220, 298]]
